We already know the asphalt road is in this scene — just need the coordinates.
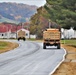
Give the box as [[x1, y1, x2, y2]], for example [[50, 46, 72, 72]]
[[0, 40, 66, 75]]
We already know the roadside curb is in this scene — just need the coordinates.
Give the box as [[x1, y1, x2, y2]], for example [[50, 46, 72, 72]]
[[49, 48, 67, 75]]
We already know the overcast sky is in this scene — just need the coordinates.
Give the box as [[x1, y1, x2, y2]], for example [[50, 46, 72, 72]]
[[0, 0, 46, 7]]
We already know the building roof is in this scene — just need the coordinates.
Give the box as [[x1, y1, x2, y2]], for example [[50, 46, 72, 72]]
[[0, 23, 22, 33], [17, 28, 29, 33], [0, 24, 8, 33]]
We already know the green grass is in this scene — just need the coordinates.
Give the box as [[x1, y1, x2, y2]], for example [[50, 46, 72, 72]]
[[0, 41, 8, 49], [27, 38, 37, 41], [61, 40, 76, 47]]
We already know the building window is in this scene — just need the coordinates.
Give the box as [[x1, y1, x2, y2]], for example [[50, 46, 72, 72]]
[[26, 33, 28, 36], [2, 34, 4, 36]]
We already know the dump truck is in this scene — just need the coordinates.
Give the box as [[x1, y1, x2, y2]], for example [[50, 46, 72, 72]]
[[17, 30, 26, 41], [43, 28, 61, 49]]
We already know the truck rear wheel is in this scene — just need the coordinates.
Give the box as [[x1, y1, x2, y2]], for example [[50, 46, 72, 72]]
[[57, 43, 60, 49], [23, 37, 26, 41], [43, 43, 46, 49], [18, 38, 20, 41]]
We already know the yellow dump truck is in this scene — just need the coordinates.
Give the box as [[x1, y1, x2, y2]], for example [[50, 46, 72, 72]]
[[17, 30, 26, 41], [43, 28, 61, 49]]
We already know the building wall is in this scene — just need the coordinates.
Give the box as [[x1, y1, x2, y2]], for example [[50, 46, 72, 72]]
[[9, 33, 16, 38], [0, 29, 30, 39], [61, 28, 76, 39], [30, 35, 36, 39], [0, 32, 10, 38]]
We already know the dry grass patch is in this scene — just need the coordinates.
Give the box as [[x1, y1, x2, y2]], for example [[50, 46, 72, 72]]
[[52, 62, 76, 75], [62, 44, 76, 52], [62, 44, 76, 60]]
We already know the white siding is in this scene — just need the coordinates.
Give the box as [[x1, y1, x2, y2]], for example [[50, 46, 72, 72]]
[[61, 28, 76, 39], [30, 35, 36, 39]]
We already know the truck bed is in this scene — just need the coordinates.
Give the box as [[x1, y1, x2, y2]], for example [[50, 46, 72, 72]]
[[43, 31, 60, 40]]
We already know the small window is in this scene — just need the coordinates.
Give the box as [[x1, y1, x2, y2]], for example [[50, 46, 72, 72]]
[[26, 33, 28, 36], [2, 34, 4, 36]]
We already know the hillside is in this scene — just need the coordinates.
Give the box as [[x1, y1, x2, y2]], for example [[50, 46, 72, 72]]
[[0, 2, 37, 22], [0, 16, 19, 24], [45, 0, 76, 30]]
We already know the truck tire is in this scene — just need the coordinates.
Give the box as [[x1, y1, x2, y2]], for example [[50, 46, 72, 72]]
[[43, 43, 46, 49], [57, 43, 60, 49], [18, 38, 20, 41], [23, 37, 26, 41]]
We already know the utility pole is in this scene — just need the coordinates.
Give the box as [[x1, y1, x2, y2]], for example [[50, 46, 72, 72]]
[[49, 19, 51, 28]]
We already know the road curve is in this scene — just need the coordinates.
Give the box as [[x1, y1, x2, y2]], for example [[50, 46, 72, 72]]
[[0, 40, 66, 75]]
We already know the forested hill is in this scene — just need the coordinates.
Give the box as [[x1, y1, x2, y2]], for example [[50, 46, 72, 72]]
[[30, 0, 76, 30], [0, 2, 37, 22], [45, 0, 76, 30]]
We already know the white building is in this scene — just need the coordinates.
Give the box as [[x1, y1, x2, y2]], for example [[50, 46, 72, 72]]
[[0, 23, 30, 39], [0, 25, 11, 38], [30, 35, 36, 39], [61, 27, 76, 39], [0, 26, 30, 39]]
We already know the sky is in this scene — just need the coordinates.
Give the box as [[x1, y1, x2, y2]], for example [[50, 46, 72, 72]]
[[0, 0, 46, 7]]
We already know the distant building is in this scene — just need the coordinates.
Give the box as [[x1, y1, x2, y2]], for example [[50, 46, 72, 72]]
[[0, 25, 10, 38], [30, 35, 36, 39], [0, 23, 30, 39], [61, 27, 76, 39]]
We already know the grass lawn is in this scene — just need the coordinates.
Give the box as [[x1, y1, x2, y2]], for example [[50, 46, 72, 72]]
[[0, 41, 8, 50], [61, 40, 76, 47], [0, 41, 19, 53]]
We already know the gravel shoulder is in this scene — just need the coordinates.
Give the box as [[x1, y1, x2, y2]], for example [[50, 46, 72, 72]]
[[52, 44, 76, 75]]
